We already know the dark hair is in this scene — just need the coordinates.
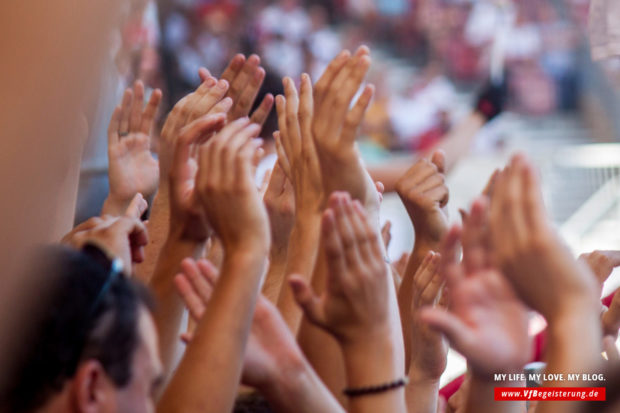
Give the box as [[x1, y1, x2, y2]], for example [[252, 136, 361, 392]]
[[233, 392, 274, 413], [2, 245, 154, 412]]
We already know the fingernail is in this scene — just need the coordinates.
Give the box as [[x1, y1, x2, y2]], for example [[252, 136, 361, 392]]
[[217, 79, 228, 89], [205, 77, 216, 87]]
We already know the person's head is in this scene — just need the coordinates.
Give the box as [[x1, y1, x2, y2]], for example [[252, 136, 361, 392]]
[[3, 245, 162, 413]]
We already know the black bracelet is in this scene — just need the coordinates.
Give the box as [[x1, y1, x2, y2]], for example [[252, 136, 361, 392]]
[[343, 377, 409, 397]]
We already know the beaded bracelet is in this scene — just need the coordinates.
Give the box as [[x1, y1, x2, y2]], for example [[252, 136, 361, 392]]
[[343, 377, 409, 397]]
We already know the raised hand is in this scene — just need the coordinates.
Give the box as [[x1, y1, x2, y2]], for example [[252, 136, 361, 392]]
[[195, 118, 269, 251], [290, 192, 391, 344], [263, 162, 295, 255], [489, 155, 600, 322], [274, 74, 324, 215], [158, 76, 232, 187], [290, 191, 406, 413], [395, 150, 449, 246], [208, 54, 274, 126], [104, 80, 162, 215], [167, 113, 227, 242], [420, 198, 531, 379], [311, 47, 381, 222], [409, 251, 448, 381]]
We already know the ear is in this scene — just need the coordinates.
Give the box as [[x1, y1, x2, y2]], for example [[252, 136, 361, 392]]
[[72, 360, 114, 413]]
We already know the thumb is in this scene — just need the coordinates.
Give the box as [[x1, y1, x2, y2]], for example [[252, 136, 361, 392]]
[[124, 193, 148, 219], [289, 275, 325, 327], [431, 150, 446, 174], [419, 307, 471, 352]]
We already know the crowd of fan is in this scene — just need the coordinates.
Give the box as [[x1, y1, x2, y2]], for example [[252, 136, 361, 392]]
[[2, 37, 619, 413]]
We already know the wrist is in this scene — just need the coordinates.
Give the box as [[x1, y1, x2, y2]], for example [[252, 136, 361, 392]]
[[340, 328, 402, 389], [408, 364, 443, 384], [102, 195, 130, 217]]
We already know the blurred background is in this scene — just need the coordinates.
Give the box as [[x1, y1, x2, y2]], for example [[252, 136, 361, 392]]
[[73, 0, 620, 386]]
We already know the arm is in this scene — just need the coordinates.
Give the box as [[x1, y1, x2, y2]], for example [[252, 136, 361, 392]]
[[291, 193, 407, 413], [488, 155, 602, 413], [420, 197, 530, 413], [261, 163, 295, 304], [175, 259, 344, 413], [273, 74, 324, 332], [405, 252, 448, 413], [394, 150, 449, 366], [149, 113, 227, 379], [158, 118, 269, 413], [103, 80, 162, 216]]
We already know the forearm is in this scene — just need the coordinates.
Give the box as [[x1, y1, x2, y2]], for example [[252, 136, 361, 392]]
[[262, 247, 288, 304], [398, 239, 438, 366], [423, 111, 485, 173], [150, 235, 203, 380], [535, 305, 603, 413], [158, 250, 267, 413], [135, 189, 170, 283], [465, 376, 525, 413], [405, 375, 440, 413], [262, 360, 345, 413], [277, 214, 322, 334], [341, 334, 408, 413]]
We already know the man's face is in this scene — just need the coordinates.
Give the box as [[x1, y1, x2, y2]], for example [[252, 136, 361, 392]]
[[114, 307, 163, 413]]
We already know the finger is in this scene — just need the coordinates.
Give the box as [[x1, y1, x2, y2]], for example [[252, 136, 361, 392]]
[[127, 219, 149, 263], [129, 80, 145, 132], [192, 79, 230, 122], [328, 48, 372, 131], [419, 307, 474, 358], [440, 225, 462, 275], [289, 274, 326, 327], [181, 258, 214, 304], [228, 54, 260, 108], [420, 256, 444, 305], [462, 197, 491, 273], [140, 88, 163, 135], [275, 95, 292, 157], [322, 207, 348, 288], [223, 123, 261, 182], [346, 199, 377, 266], [119, 88, 133, 134], [174, 274, 206, 320], [237, 138, 264, 184], [299, 73, 314, 153], [220, 54, 245, 84], [520, 156, 547, 230], [381, 220, 392, 249], [314, 49, 351, 107], [482, 169, 500, 198], [431, 150, 446, 174], [250, 93, 274, 127], [197, 259, 220, 285], [505, 156, 528, 247], [333, 195, 364, 271], [274, 131, 292, 179], [283, 77, 302, 156], [424, 185, 450, 208], [233, 66, 266, 120], [124, 193, 148, 219], [108, 106, 122, 145], [180, 332, 194, 345], [198, 67, 211, 83], [413, 251, 438, 304], [341, 83, 374, 143]]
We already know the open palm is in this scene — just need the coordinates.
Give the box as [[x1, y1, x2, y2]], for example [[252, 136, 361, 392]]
[[108, 81, 162, 206]]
